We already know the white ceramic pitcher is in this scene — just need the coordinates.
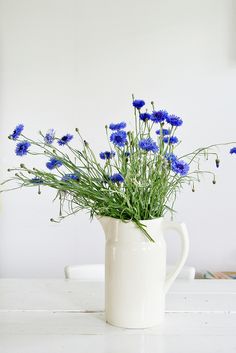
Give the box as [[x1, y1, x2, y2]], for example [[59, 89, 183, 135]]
[[98, 216, 189, 328]]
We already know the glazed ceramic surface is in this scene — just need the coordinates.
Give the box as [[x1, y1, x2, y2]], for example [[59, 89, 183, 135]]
[[98, 216, 189, 328]]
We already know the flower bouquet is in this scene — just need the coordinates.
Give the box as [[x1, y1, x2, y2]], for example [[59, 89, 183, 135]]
[[2, 97, 235, 241], [2, 96, 236, 328]]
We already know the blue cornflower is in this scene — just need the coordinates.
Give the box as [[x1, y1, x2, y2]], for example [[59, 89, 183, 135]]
[[139, 138, 159, 153], [156, 128, 170, 136], [46, 158, 62, 170], [44, 129, 55, 144], [230, 147, 236, 154], [171, 159, 189, 176], [109, 122, 126, 131], [163, 136, 179, 144], [61, 173, 79, 181], [166, 114, 183, 127], [151, 110, 168, 123], [110, 173, 124, 183], [99, 151, 115, 160], [139, 113, 151, 121], [110, 130, 127, 147], [133, 99, 145, 109], [165, 153, 177, 162], [9, 124, 24, 140], [58, 134, 73, 146], [31, 177, 43, 184], [15, 141, 31, 156]]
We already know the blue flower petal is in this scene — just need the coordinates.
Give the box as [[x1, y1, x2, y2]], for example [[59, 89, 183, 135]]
[[139, 138, 159, 153], [109, 122, 126, 131], [58, 134, 73, 146], [133, 100, 145, 109], [110, 130, 127, 147], [10, 124, 24, 140], [15, 141, 30, 156], [110, 173, 124, 183]]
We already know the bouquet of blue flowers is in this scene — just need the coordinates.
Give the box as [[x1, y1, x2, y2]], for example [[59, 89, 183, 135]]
[[2, 97, 236, 241]]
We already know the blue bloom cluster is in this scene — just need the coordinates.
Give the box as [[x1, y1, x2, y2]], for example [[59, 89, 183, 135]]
[[171, 159, 189, 176], [15, 141, 31, 156], [10, 124, 24, 140], [44, 129, 55, 144], [163, 136, 179, 144], [133, 99, 183, 128], [58, 134, 73, 146], [151, 110, 168, 123], [133, 100, 145, 109], [230, 147, 236, 154], [165, 153, 177, 162], [46, 158, 62, 170], [109, 122, 126, 131], [166, 115, 183, 127], [99, 151, 115, 160], [61, 173, 79, 181], [110, 130, 127, 147], [139, 138, 159, 153], [110, 173, 124, 183], [156, 129, 170, 136], [139, 113, 151, 121]]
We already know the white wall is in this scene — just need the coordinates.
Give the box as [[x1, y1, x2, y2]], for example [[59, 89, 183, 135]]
[[0, 0, 236, 278]]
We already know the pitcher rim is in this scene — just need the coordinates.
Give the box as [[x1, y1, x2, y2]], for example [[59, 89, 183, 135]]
[[96, 215, 164, 223]]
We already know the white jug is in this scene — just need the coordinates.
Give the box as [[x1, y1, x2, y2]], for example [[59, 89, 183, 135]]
[[98, 216, 189, 328]]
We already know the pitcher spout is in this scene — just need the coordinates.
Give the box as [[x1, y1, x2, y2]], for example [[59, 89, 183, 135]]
[[96, 216, 112, 238]]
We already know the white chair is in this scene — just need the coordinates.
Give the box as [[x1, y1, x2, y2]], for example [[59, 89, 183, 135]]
[[65, 264, 105, 281], [65, 264, 195, 281]]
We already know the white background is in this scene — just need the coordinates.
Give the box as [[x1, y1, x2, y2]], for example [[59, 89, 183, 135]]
[[0, 0, 235, 278]]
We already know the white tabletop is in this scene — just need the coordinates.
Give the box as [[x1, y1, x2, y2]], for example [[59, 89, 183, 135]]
[[0, 279, 236, 353]]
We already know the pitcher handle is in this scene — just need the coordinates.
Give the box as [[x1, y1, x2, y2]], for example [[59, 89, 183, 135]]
[[163, 220, 189, 293]]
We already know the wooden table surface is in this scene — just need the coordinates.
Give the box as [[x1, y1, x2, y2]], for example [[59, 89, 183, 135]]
[[0, 279, 236, 353]]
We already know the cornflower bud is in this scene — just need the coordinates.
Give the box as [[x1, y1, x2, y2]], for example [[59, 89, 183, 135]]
[[215, 158, 220, 168]]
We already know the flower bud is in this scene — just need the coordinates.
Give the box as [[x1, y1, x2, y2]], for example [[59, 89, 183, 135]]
[[215, 158, 220, 168], [75, 128, 79, 132], [20, 163, 25, 168]]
